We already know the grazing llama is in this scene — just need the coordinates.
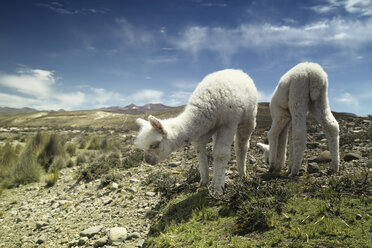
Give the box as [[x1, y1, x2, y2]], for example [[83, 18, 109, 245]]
[[135, 69, 258, 194], [257, 62, 339, 177]]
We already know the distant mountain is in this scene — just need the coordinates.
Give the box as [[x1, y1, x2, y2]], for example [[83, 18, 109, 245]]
[[0, 107, 39, 115], [100, 103, 172, 114]]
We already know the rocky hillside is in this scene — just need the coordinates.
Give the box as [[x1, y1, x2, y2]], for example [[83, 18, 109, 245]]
[[0, 108, 371, 247]]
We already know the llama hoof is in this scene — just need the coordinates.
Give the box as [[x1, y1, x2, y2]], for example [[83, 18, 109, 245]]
[[208, 183, 224, 197], [288, 172, 299, 178]]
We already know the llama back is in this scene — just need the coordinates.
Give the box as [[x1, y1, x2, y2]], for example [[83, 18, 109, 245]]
[[188, 69, 258, 114]]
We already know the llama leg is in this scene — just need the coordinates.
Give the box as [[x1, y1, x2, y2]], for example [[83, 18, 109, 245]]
[[192, 134, 212, 186], [311, 103, 340, 172], [288, 113, 307, 177], [235, 120, 255, 177], [287, 124, 294, 175], [211, 126, 236, 195], [276, 122, 290, 173], [268, 111, 290, 174]]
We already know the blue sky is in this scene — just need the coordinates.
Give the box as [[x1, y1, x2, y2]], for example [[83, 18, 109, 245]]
[[0, 0, 371, 115]]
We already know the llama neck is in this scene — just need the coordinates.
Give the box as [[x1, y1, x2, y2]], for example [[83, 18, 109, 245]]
[[165, 106, 210, 149]]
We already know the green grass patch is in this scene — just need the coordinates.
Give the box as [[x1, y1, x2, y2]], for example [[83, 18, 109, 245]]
[[145, 171, 372, 247]]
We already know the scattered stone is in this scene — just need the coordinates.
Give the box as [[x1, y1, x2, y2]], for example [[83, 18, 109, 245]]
[[344, 153, 362, 162], [306, 142, 320, 149], [127, 232, 141, 240], [130, 178, 140, 183], [60, 237, 69, 244], [248, 157, 256, 164], [108, 227, 127, 244], [255, 167, 268, 174], [94, 236, 108, 247], [111, 182, 119, 190], [80, 225, 103, 238], [103, 197, 113, 205], [307, 162, 320, 174], [168, 161, 181, 167], [309, 151, 332, 163], [78, 236, 89, 246], [145, 192, 156, 197], [128, 187, 138, 193], [137, 239, 145, 247], [36, 237, 45, 244], [35, 221, 48, 230]]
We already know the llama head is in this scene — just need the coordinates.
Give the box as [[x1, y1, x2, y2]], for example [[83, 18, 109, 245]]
[[257, 142, 270, 164], [135, 115, 172, 165]]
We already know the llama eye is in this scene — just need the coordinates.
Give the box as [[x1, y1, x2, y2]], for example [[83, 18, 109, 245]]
[[149, 142, 160, 149]]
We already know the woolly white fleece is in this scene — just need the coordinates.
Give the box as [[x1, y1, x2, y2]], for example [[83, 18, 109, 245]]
[[258, 62, 339, 176], [135, 69, 258, 194]]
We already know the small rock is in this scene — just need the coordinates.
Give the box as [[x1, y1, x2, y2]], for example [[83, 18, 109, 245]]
[[137, 239, 145, 247], [356, 214, 362, 220], [128, 187, 138, 193], [145, 192, 156, 197], [310, 151, 332, 163], [248, 157, 256, 164], [127, 232, 141, 240], [36, 237, 45, 244], [307, 162, 320, 174], [108, 227, 127, 243], [111, 182, 119, 190], [60, 237, 69, 244], [35, 221, 48, 230], [306, 142, 320, 149], [80, 225, 103, 238], [168, 161, 181, 167], [344, 153, 362, 162], [78, 236, 89, 246], [255, 167, 268, 174], [103, 197, 113, 205], [94, 236, 108, 247], [130, 178, 140, 183]]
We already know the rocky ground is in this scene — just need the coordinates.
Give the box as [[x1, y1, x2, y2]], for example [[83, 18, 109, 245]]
[[0, 115, 371, 248]]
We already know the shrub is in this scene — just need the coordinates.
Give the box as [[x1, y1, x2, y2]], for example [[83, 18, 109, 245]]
[[121, 148, 143, 168], [11, 151, 42, 187], [37, 133, 65, 171], [45, 171, 59, 188], [76, 153, 87, 166], [0, 143, 18, 182], [76, 153, 119, 183], [65, 142, 76, 156], [48, 156, 66, 173], [88, 136, 102, 150]]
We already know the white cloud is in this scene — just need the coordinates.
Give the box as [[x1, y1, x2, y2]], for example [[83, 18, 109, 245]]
[[0, 68, 55, 98], [258, 90, 272, 102], [335, 92, 359, 107], [115, 18, 153, 47], [169, 17, 372, 63], [0, 67, 125, 110], [310, 0, 372, 16], [130, 89, 164, 104]]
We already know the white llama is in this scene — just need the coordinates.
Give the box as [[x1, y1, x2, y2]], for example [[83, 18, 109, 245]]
[[135, 69, 258, 194], [257, 62, 339, 177]]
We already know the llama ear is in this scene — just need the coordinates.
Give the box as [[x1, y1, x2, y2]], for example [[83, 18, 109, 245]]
[[136, 118, 148, 127], [148, 115, 167, 135], [257, 142, 269, 152]]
